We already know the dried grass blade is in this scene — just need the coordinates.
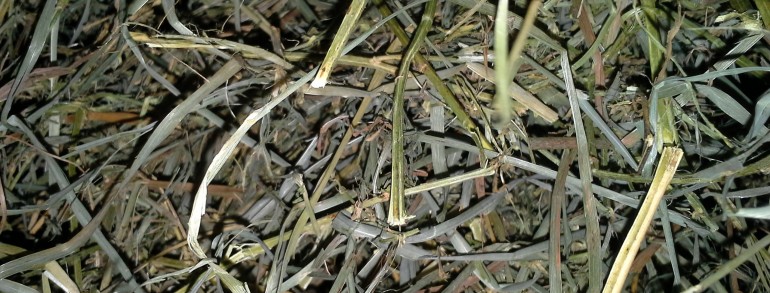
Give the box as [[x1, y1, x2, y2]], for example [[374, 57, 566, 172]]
[[447, 0, 563, 51], [550, 150, 574, 293], [572, 5, 618, 70], [650, 67, 770, 132], [130, 32, 294, 69], [734, 205, 770, 220], [449, 233, 500, 289], [374, 0, 492, 150], [289, 0, 318, 23], [603, 147, 683, 293], [139, 259, 215, 287], [2, 116, 142, 290], [294, 174, 320, 234], [161, 0, 194, 35], [228, 215, 335, 263], [405, 191, 505, 244], [0, 67, 74, 103], [657, 200, 681, 285], [515, 56, 638, 169], [747, 90, 770, 141], [1, 0, 60, 121], [711, 32, 763, 72], [329, 250, 356, 292], [197, 2, 431, 282], [561, 52, 602, 292], [504, 0, 541, 86], [121, 27, 181, 96], [128, 0, 149, 15], [416, 132, 710, 236], [404, 165, 495, 196], [467, 62, 558, 123], [0, 177, 6, 233], [43, 262, 79, 293], [429, 105, 447, 177], [310, 0, 366, 88], [0, 280, 37, 293], [6, 172, 92, 216], [61, 123, 156, 159], [577, 98, 639, 170], [18, 57, 240, 290], [209, 263, 247, 293], [184, 60, 264, 257], [693, 83, 750, 125], [683, 235, 770, 293]]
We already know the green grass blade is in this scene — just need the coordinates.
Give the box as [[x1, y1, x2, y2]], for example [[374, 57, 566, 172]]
[[758, 0, 770, 29], [493, 0, 510, 124], [641, 0, 664, 80], [389, 0, 437, 226]]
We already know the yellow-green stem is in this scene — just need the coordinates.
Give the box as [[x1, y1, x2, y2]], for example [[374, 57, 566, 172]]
[[388, 0, 438, 226]]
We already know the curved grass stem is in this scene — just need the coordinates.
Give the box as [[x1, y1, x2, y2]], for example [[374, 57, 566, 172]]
[[388, 0, 438, 226]]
